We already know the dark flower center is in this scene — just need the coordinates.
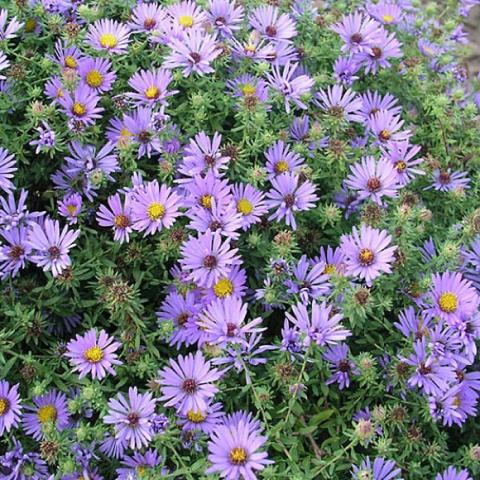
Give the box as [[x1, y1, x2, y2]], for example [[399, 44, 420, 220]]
[[338, 359, 351, 373], [367, 176, 381, 192], [329, 106, 345, 118], [177, 312, 189, 326], [8, 245, 24, 260], [209, 220, 222, 231], [182, 378, 198, 394], [114, 214, 130, 228], [203, 255, 217, 269], [127, 412, 140, 426], [48, 246, 61, 260], [418, 362, 432, 376], [371, 47, 383, 59], [379, 129, 391, 141], [226, 322, 237, 337], [215, 16, 226, 26], [283, 193, 295, 208], [138, 131, 151, 144], [204, 154, 215, 166], [143, 18, 157, 30], [350, 33, 363, 44], [439, 170, 451, 185], [190, 52, 202, 63], [266, 25, 277, 37]]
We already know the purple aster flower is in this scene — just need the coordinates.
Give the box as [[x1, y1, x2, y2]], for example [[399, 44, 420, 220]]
[[29, 121, 57, 154], [179, 230, 240, 288], [129, 2, 166, 34], [352, 456, 402, 480], [331, 12, 382, 53], [381, 140, 423, 185], [264, 140, 305, 179], [232, 182, 268, 230], [0, 51, 9, 80], [249, 5, 296, 43], [323, 344, 358, 389], [265, 172, 318, 230], [164, 29, 221, 77], [49, 40, 83, 71], [199, 296, 264, 347], [0, 226, 32, 278], [230, 32, 275, 62], [344, 156, 400, 205], [28, 218, 80, 277], [97, 193, 133, 244], [206, 418, 272, 478], [340, 224, 396, 286], [227, 73, 270, 108], [0, 381, 21, 436], [394, 306, 432, 340], [179, 131, 230, 177], [86, 19, 131, 54], [281, 319, 302, 356], [58, 85, 104, 127], [167, 0, 208, 31], [356, 28, 402, 74], [0, 9, 24, 40], [424, 272, 479, 324], [404, 339, 456, 396], [65, 328, 122, 380], [368, 110, 411, 144], [131, 180, 182, 236], [158, 350, 223, 414], [99, 434, 127, 460], [315, 84, 363, 122], [44, 76, 65, 104], [104, 387, 156, 450], [78, 57, 116, 94], [367, 2, 404, 25], [23, 390, 70, 440], [0, 438, 49, 480], [417, 39, 443, 59], [58, 192, 82, 225], [286, 300, 351, 348], [358, 90, 402, 123], [333, 56, 361, 85], [265, 61, 314, 113], [0, 147, 16, 193], [206, 0, 244, 38], [116, 449, 163, 479], [177, 402, 224, 436], [428, 169, 470, 192], [313, 246, 347, 276], [202, 264, 247, 303], [122, 107, 162, 158], [127, 68, 177, 107], [0, 190, 43, 230], [435, 467, 473, 480]]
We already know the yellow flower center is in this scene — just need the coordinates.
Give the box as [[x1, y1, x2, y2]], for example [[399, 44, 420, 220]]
[[200, 194, 213, 209], [66, 204, 77, 216], [114, 214, 129, 228], [64, 55, 77, 69], [237, 198, 253, 216], [229, 447, 247, 465], [245, 43, 256, 53], [395, 161, 407, 172], [241, 83, 256, 96], [439, 292, 458, 313], [358, 248, 375, 266], [383, 14, 394, 23], [99, 33, 118, 48], [179, 15, 194, 28], [120, 128, 131, 137], [38, 404, 57, 424], [274, 160, 289, 174], [147, 202, 166, 220], [57, 88, 64, 99], [84, 345, 104, 363], [86, 69, 103, 88], [145, 86, 160, 100], [72, 102, 87, 117], [323, 264, 336, 275], [213, 278, 234, 298], [187, 410, 207, 423], [0, 398, 9, 416]]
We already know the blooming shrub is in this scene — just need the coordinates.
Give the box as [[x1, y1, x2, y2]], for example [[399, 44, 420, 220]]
[[1, 0, 480, 479]]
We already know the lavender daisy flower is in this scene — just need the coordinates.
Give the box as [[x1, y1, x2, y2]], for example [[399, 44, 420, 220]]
[[249, 5, 296, 43], [230, 32, 275, 62], [232, 183, 268, 230], [265, 62, 314, 113], [265, 172, 318, 230], [29, 121, 57, 154], [59, 85, 104, 127], [206, 419, 273, 478], [123, 107, 162, 158], [44, 75, 65, 103], [131, 180, 182, 236], [359, 90, 402, 123], [127, 68, 177, 107], [286, 300, 351, 348], [167, 0, 208, 31], [28, 218, 80, 277], [163, 29, 221, 77], [324, 344, 358, 389], [207, 0, 244, 38], [199, 296, 264, 347], [187, 203, 243, 240], [340, 224, 396, 286], [352, 456, 402, 480], [381, 140, 423, 185], [78, 57, 116, 94], [424, 272, 479, 324], [0, 439, 49, 479], [0, 381, 21, 435], [0, 51, 9, 80], [264, 140, 304, 179], [344, 156, 399, 205], [331, 12, 382, 53], [0, 190, 43, 230], [333, 57, 361, 85], [0, 227, 32, 278], [178, 401, 224, 433], [368, 110, 411, 144], [86, 19, 131, 54], [315, 84, 363, 123], [179, 230, 240, 288], [116, 449, 163, 479], [50, 40, 83, 71], [203, 264, 247, 303], [367, 2, 404, 25], [428, 169, 470, 192], [97, 193, 133, 244], [65, 328, 122, 380], [285, 255, 330, 302], [23, 390, 70, 440], [179, 131, 230, 177], [227, 73, 270, 108], [435, 467, 473, 480], [356, 28, 402, 74], [58, 192, 82, 225], [314, 246, 347, 276], [129, 2, 166, 34], [0, 9, 24, 40], [158, 350, 223, 414], [104, 387, 156, 450], [0, 147, 16, 193], [394, 306, 432, 340]]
